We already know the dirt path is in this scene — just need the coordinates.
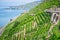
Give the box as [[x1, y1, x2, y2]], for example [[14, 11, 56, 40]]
[[46, 21, 59, 39]]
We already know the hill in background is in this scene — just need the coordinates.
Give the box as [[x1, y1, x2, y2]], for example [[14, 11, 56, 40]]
[[2, 1, 41, 10]]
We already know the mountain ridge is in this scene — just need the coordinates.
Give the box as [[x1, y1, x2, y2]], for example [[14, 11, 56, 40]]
[[2, 1, 41, 10]]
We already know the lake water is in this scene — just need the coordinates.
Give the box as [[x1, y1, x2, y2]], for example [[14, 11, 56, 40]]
[[0, 2, 40, 27], [0, 0, 41, 27], [0, 9, 28, 27]]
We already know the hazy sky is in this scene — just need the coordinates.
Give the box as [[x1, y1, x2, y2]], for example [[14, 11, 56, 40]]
[[0, 0, 41, 7]]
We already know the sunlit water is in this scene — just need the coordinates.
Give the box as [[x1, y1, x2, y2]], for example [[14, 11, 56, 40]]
[[0, 9, 29, 27], [0, 1, 40, 27]]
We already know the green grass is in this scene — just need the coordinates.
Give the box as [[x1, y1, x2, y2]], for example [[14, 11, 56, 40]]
[[0, 0, 60, 40]]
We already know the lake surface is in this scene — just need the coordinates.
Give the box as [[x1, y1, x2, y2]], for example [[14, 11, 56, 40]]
[[0, 9, 28, 27], [0, 0, 41, 27]]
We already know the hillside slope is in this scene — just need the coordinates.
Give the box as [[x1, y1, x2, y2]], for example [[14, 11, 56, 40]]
[[0, 0, 60, 40]]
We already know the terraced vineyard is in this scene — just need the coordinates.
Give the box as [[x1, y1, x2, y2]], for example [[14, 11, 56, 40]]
[[0, 0, 60, 40]]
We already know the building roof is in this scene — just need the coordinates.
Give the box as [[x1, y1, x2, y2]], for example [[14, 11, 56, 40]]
[[44, 7, 60, 13]]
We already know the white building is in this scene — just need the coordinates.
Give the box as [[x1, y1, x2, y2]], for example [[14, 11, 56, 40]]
[[45, 7, 60, 24]]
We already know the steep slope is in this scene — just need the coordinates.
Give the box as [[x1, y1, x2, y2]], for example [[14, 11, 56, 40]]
[[0, 0, 60, 40]]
